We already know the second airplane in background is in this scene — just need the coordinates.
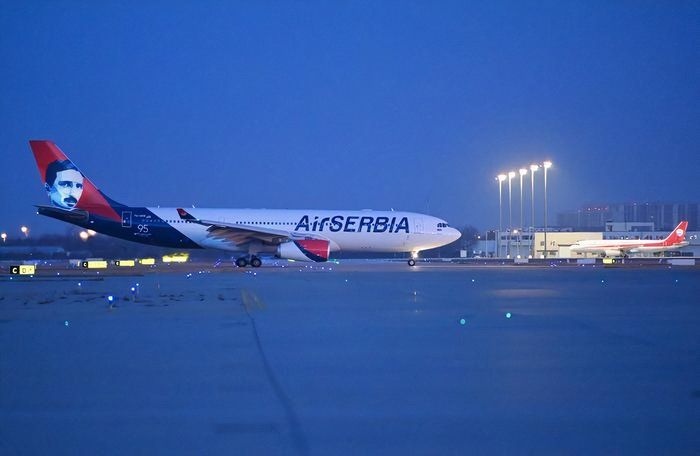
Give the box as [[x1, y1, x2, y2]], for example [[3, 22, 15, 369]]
[[570, 221, 688, 258]]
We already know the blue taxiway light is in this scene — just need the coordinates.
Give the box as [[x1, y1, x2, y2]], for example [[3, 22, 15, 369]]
[[506, 312, 512, 319], [459, 318, 466, 325]]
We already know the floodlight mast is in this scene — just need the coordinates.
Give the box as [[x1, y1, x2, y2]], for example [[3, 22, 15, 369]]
[[496, 174, 507, 257], [529, 164, 539, 232], [507, 171, 516, 257], [543, 161, 552, 259], [518, 168, 527, 258]]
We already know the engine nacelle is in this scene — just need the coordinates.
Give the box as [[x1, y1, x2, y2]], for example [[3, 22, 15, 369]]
[[277, 239, 330, 262], [603, 249, 622, 257]]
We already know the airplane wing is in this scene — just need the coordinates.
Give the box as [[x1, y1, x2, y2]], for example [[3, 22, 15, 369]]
[[176, 208, 320, 246]]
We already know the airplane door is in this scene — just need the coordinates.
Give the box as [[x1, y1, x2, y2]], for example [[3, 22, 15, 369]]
[[122, 211, 132, 228], [414, 217, 424, 234]]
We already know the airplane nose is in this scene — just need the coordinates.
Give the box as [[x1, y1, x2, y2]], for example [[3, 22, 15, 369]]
[[447, 227, 461, 242]]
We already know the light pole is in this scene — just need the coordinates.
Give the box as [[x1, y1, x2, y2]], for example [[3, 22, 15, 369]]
[[530, 164, 539, 231], [497, 174, 506, 258], [518, 168, 527, 258], [507, 171, 515, 258], [543, 161, 552, 258], [20, 226, 29, 238]]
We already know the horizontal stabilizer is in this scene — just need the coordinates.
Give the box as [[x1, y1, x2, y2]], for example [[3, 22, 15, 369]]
[[35, 205, 89, 223]]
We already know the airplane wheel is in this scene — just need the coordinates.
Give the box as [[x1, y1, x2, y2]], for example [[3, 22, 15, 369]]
[[235, 257, 248, 268], [251, 257, 262, 268], [408, 259, 416, 267]]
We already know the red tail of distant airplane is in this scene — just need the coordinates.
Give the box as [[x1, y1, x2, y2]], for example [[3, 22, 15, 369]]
[[662, 221, 688, 246]]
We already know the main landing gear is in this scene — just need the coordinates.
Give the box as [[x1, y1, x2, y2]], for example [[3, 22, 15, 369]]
[[235, 256, 262, 268]]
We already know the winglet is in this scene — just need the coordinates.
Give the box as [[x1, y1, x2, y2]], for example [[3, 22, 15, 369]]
[[176, 208, 198, 221]]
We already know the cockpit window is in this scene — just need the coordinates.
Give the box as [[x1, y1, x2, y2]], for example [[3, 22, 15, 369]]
[[437, 222, 450, 228]]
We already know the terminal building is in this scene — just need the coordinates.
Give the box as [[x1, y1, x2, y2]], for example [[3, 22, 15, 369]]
[[557, 202, 700, 232]]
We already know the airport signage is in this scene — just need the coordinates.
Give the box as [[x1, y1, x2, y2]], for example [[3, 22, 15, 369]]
[[162, 254, 189, 263], [10, 265, 36, 275], [82, 260, 108, 269], [115, 260, 135, 267], [139, 258, 156, 265]]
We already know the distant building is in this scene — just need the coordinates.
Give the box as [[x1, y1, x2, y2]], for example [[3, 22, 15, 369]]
[[557, 202, 700, 232]]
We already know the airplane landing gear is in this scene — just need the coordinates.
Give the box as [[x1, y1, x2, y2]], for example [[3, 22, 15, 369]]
[[236, 256, 262, 268], [235, 257, 248, 268]]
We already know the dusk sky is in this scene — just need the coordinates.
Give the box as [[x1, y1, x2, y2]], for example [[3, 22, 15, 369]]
[[1, 1, 698, 235]]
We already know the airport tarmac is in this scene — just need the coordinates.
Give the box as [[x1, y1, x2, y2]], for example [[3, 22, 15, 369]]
[[1, 262, 699, 455]]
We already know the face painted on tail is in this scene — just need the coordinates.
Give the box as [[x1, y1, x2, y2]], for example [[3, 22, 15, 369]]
[[45, 160, 84, 210]]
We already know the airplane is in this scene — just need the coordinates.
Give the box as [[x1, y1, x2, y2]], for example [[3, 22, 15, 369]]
[[569, 221, 689, 258], [29, 140, 461, 267]]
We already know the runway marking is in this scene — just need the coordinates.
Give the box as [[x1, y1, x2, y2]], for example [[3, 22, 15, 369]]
[[239, 289, 307, 455], [241, 289, 267, 311]]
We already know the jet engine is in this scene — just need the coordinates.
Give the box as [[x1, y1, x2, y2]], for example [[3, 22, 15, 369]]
[[603, 249, 622, 257], [277, 239, 330, 262]]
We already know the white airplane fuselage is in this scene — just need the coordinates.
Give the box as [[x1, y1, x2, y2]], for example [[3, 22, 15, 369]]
[[148, 207, 460, 254], [570, 239, 688, 255]]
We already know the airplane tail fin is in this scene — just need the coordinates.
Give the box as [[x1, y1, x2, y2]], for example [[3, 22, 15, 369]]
[[29, 140, 124, 222], [663, 221, 688, 246]]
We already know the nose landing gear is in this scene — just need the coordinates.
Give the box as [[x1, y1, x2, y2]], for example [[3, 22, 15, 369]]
[[407, 251, 419, 267]]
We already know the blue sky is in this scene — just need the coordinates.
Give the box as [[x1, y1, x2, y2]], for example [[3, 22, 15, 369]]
[[1, 1, 698, 235]]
